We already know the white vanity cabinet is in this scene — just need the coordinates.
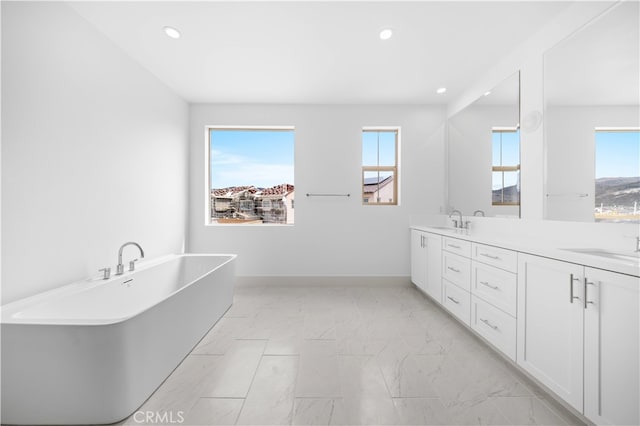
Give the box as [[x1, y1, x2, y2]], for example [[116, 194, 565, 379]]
[[441, 237, 472, 325], [518, 253, 639, 425], [583, 267, 639, 426], [517, 254, 585, 412], [410, 230, 442, 303], [470, 243, 518, 361]]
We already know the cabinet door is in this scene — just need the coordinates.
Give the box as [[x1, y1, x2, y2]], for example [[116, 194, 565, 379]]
[[584, 267, 639, 425], [410, 230, 427, 292], [517, 254, 584, 412], [424, 233, 442, 303]]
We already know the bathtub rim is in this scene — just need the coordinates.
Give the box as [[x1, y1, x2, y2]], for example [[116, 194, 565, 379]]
[[1, 253, 237, 326]]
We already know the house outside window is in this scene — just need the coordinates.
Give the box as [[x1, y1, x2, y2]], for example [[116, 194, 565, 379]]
[[492, 127, 520, 205], [207, 127, 295, 225], [362, 128, 399, 205]]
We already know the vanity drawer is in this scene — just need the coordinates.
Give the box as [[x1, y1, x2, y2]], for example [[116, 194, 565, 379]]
[[471, 261, 517, 317], [442, 237, 472, 257], [442, 251, 471, 291], [471, 296, 516, 361], [472, 243, 517, 273], [443, 279, 470, 326]]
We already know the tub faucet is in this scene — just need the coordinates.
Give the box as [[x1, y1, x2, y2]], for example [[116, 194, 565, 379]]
[[449, 209, 463, 228], [116, 242, 145, 275], [473, 210, 485, 217]]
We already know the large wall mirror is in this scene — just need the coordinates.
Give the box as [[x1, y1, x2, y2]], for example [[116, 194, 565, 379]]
[[544, 1, 639, 224], [448, 72, 521, 218]]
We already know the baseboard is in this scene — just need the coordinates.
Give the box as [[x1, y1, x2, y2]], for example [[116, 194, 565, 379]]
[[235, 276, 412, 287]]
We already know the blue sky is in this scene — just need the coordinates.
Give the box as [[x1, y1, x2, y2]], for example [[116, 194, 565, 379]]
[[492, 130, 519, 166], [362, 130, 396, 166], [210, 129, 294, 189], [595, 131, 640, 178]]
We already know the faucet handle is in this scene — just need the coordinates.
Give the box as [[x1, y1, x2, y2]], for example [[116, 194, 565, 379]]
[[129, 259, 139, 272], [98, 267, 111, 280]]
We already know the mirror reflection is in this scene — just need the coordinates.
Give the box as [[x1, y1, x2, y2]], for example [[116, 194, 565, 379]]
[[448, 72, 520, 218], [544, 2, 639, 223]]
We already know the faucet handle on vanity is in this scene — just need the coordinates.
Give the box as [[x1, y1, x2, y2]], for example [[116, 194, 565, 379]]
[[98, 267, 111, 280], [129, 259, 139, 272]]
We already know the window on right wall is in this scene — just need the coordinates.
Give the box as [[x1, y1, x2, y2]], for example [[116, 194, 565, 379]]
[[594, 128, 640, 223], [492, 127, 520, 206]]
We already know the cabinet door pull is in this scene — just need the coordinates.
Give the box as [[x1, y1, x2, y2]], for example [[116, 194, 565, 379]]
[[569, 274, 581, 303], [480, 318, 499, 331], [479, 281, 500, 290], [447, 296, 460, 304], [448, 243, 461, 249], [447, 266, 461, 273], [584, 278, 596, 309], [480, 252, 500, 260]]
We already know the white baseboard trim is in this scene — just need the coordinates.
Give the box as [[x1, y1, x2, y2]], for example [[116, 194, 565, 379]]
[[235, 276, 412, 288]]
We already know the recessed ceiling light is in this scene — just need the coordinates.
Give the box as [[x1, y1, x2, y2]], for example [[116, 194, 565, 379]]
[[484, 91, 492, 96], [436, 87, 447, 94], [379, 29, 393, 40], [163, 26, 181, 39]]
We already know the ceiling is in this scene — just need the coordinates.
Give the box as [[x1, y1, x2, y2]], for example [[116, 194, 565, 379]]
[[68, 1, 572, 105]]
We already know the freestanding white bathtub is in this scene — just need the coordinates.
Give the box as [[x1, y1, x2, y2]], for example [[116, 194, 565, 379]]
[[1, 254, 236, 425]]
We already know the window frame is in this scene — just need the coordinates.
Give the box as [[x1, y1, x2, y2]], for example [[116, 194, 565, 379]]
[[361, 127, 400, 206], [491, 126, 520, 206], [205, 125, 295, 226]]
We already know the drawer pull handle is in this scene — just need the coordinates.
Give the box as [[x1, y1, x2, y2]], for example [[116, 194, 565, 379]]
[[448, 244, 461, 249], [447, 266, 461, 273], [480, 253, 500, 260], [447, 296, 460, 305], [479, 281, 500, 290], [480, 318, 499, 331]]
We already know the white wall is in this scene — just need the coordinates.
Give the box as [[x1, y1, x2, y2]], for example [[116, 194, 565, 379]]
[[545, 106, 640, 221], [1, 2, 189, 304], [188, 104, 445, 277]]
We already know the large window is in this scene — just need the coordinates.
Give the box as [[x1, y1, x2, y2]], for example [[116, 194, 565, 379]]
[[492, 127, 520, 205], [207, 127, 294, 225], [594, 129, 640, 223], [362, 128, 399, 205]]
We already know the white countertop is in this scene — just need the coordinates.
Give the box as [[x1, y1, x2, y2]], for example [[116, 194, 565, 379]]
[[411, 224, 640, 278]]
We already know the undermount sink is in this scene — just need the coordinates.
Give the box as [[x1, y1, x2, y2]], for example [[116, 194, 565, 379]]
[[561, 248, 640, 264]]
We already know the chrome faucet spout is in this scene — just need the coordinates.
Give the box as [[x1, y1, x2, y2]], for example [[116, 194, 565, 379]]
[[449, 209, 463, 228], [116, 242, 145, 275]]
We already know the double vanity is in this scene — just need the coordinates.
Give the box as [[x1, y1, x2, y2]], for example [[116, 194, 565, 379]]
[[410, 223, 639, 426]]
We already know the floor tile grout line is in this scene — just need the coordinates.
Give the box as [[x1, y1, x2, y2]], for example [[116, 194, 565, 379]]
[[233, 343, 267, 426]]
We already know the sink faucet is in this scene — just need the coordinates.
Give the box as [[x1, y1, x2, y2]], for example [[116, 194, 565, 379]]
[[449, 209, 463, 228], [116, 242, 145, 275]]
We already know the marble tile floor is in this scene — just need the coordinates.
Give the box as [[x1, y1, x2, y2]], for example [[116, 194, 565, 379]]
[[120, 284, 585, 426]]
